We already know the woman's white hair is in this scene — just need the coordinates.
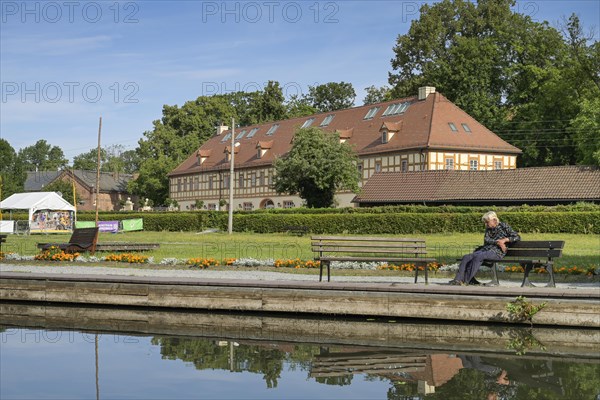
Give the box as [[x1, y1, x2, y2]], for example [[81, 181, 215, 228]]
[[482, 211, 499, 223]]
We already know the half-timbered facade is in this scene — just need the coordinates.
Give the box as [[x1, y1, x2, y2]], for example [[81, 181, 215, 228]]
[[168, 87, 521, 210]]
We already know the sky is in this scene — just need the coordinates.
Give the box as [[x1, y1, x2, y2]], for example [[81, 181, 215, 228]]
[[1, 0, 599, 163]]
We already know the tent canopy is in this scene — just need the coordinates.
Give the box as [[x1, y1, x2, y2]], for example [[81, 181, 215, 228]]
[[0, 192, 75, 221]]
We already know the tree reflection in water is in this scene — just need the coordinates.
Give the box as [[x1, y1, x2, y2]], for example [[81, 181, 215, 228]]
[[151, 336, 600, 399]]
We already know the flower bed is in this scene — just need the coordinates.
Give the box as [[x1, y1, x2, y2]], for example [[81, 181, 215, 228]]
[[34, 246, 79, 262]]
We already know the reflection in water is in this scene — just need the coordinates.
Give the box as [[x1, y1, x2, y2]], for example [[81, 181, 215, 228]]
[[1, 303, 599, 400]]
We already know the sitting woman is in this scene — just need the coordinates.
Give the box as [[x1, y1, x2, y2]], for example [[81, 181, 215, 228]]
[[450, 211, 520, 286]]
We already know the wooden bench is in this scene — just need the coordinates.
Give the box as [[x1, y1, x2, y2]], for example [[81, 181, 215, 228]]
[[312, 236, 435, 282], [0, 234, 6, 253], [37, 242, 160, 252], [474, 241, 564, 287], [39, 227, 99, 255]]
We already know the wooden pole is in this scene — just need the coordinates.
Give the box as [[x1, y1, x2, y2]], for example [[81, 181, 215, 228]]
[[95, 117, 102, 225], [228, 118, 235, 235]]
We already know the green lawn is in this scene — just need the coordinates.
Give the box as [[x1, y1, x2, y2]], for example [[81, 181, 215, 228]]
[[3, 231, 599, 268]]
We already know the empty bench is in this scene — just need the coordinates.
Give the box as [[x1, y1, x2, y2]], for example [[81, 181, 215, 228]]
[[312, 236, 436, 282], [477, 240, 564, 287], [39, 227, 99, 255]]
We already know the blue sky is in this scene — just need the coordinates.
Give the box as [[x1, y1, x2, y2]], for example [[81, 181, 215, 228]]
[[1, 0, 598, 162]]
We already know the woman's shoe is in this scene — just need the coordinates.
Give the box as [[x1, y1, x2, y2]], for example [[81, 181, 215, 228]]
[[448, 279, 463, 286], [469, 277, 481, 285]]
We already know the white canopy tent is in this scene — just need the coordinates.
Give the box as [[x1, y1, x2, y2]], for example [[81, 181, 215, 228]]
[[0, 192, 76, 233]]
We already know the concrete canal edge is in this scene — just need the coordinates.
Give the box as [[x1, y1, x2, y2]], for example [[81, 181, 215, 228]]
[[1, 272, 599, 328]]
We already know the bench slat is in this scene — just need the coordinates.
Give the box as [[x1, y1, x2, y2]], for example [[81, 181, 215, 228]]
[[319, 256, 436, 263], [312, 242, 426, 249], [507, 240, 565, 249], [312, 236, 425, 243], [313, 247, 428, 255], [505, 249, 563, 258]]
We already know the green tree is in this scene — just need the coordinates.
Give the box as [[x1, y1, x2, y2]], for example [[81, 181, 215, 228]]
[[18, 139, 68, 171], [43, 179, 79, 205], [285, 94, 318, 118], [273, 127, 360, 208], [73, 148, 107, 171], [388, 0, 599, 167], [571, 97, 600, 165], [307, 82, 356, 112], [363, 85, 391, 105], [0, 139, 25, 199]]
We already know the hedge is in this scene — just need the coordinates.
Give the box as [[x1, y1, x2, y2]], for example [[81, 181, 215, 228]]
[[3, 210, 599, 234]]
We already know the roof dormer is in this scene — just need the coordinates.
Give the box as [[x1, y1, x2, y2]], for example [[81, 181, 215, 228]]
[[197, 149, 212, 166], [379, 121, 402, 143], [256, 140, 273, 159], [336, 128, 354, 143], [224, 144, 240, 162]]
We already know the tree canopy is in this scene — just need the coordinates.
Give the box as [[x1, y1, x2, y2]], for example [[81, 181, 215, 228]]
[[388, 0, 600, 167], [18, 139, 68, 171], [273, 127, 360, 208], [0, 139, 25, 199], [306, 82, 356, 112]]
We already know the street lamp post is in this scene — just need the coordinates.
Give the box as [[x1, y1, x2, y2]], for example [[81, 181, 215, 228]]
[[227, 118, 236, 235]]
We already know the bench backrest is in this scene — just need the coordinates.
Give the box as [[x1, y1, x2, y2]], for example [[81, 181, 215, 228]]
[[0, 234, 6, 243], [69, 227, 99, 249], [504, 240, 565, 259], [311, 235, 427, 256]]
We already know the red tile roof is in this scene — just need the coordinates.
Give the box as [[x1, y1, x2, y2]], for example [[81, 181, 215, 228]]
[[169, 92, 521, 177], [353, 166, 600, 204]]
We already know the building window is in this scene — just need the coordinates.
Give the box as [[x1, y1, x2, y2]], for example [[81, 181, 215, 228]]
[[363, 107, 379, 119], [357, 163, 363, 174], [207, 203, 217, 210], [448, 123, 458, 132], [247, 128, 259, 138], [257, 148, 262, 159], [301, 118, 315, 128], [320, 114, 335, 127], [494, 160, 502, 170], [251, 173, 257, 187], [208, 176, 214, 190], [470, 159, 478, 170], [381, 130, 388, 144], [445, 158, 454, 170], [401, 160, 408, 172], [266, 124, 279, 136], [222, 174, 229, 189], [375, 162, 382, 172], [259, 171, 265, 186], [283, 200, 295, 208], [243, 202, 253, 211], [461, 123, 472, 133], [238, 173, 244, 188], [194, 177, 199, 190], [235, 130, 247, 140], [177, 179, 182, 192]]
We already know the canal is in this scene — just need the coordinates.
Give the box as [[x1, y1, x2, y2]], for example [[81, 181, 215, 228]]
[[1, 303, 599, 399]]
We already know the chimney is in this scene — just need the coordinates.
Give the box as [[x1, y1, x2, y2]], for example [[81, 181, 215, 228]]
[[418, 86, 436, 100], [216, 125, 229, 135]]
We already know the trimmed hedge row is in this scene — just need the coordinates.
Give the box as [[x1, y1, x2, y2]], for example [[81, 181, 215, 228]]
[[76, 211, 600, 234], [4, 210, 599, 234]]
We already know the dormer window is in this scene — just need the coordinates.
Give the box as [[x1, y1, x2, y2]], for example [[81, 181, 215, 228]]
[[381, 130, 389, 144], [197, 149, 211, 166], [256, 140, 273, 159], [379, 121, 401, 142]]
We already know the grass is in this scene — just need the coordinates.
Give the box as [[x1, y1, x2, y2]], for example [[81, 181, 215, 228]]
[[2, 231, 599, 269]]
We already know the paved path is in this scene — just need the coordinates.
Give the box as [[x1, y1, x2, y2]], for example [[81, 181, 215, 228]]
[[2, 263, 599, 291]]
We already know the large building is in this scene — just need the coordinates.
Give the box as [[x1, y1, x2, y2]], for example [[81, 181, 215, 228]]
[[168, 87, 521, 210]]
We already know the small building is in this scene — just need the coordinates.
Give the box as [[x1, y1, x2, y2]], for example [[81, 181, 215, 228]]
[[25, 170, 136, 211], [352, 166, 600, 206], [169, 87, 521, 210]]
